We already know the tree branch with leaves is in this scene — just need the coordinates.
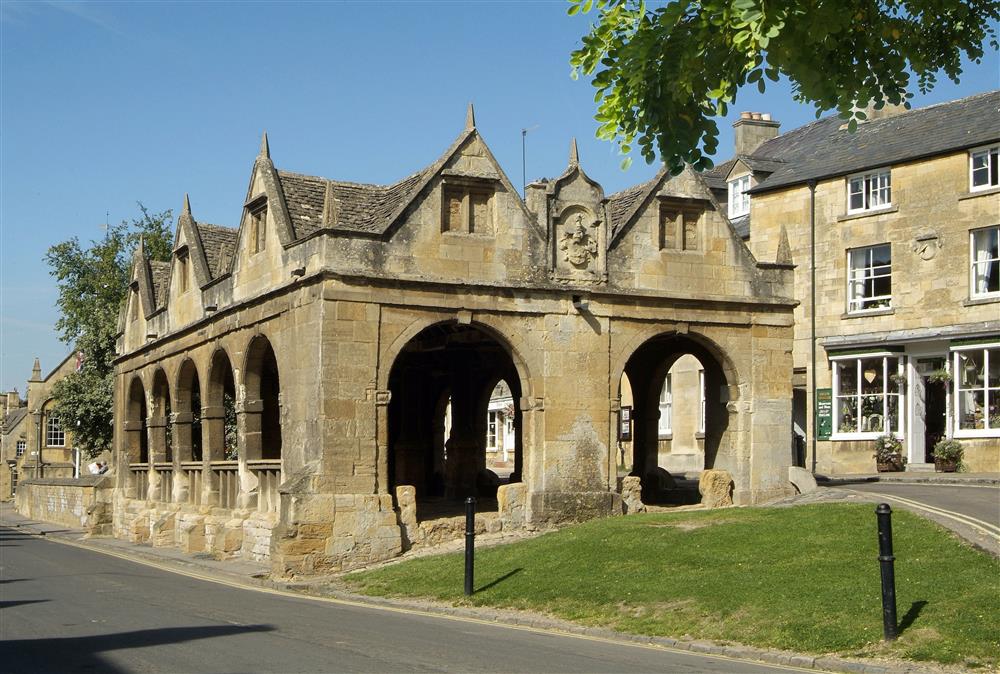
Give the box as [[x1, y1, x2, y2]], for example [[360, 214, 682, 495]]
[[44, 205, 173, 458], [569, 0, 999, 173]]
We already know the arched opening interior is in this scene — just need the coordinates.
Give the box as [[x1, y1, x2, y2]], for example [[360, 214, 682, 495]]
[[151, 369, 171, 463], [126, 377, 148, 464], [175, 359, 202, 462], [244, 336, 282, 461], [621, 333, 732, 504], [388, 322, 523, 519], [206, 351, 237, 462]]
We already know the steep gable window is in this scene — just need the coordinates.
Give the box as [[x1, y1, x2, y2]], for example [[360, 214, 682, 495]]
[[727, 174, 751, 218], [130, 287, 139, 322], [249, 204, 267, 254], [971, 226, 999, 298], [46, 415, 65, 447], [177, 251, 189, 292], [970, 146, 999, 191], [847, 244, 892, 312], [442, 182, 494, 234], [847, 169, 891, 213]]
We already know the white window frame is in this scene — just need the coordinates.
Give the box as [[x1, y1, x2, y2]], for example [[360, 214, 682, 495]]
[[970, 145, 999, 192], [951, 343, 1000, 438], [847, 169, 892, 214], [45, 415, 65, 447], [698, 369, 706, 434], [830, 353, 904, 440], [16, 440, 26, 457], [658, 374, 672, 436], [847, 244, 892, 313], [970, 226, 1000, 299], [487, 411, 498, 450], [727, 174, 751, 218]]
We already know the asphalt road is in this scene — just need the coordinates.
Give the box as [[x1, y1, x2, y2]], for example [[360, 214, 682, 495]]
[[839, 482, 999, 526], [0, 526, 800, 674]]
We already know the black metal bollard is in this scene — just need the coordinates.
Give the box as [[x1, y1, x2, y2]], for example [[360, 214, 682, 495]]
[[464, 496, 475, 596], [876, 503, 898, 641]]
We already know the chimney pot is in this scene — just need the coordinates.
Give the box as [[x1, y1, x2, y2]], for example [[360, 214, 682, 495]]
[[761, 113, 772, 121], [751, 112, 763, 120], [740, 111, 753, 120]]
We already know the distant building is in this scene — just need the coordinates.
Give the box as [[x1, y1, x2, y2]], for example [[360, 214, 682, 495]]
[[1, 354, 79, 497]]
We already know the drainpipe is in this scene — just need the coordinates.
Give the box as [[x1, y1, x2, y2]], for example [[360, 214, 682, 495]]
[[32, 410, 42, 479], [808, 180, 817, 474]]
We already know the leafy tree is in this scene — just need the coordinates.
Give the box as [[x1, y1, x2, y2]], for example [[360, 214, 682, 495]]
[[568, 0, 999, 172], [45, 205, 173, 458]]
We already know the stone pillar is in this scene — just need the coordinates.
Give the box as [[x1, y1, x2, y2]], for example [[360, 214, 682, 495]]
[[201, 404, 225, 505], [148, 416, 167, 464], [444, 363, 480, 499], [375, 389, 391, 494], [172, 412, 194, 462], [237, 398, 263, 510], [202, 405, 226, 462]]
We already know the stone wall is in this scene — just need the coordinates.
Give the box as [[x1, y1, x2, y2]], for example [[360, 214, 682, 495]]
[[16, 476, 113, 534]]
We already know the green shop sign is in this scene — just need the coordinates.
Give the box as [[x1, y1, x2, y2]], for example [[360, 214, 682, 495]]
[[815, 388, 832, 440]]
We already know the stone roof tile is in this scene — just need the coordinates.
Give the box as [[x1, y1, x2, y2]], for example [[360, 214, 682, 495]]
[[278, 169, 429, 238], [195, 223, 238, 278]]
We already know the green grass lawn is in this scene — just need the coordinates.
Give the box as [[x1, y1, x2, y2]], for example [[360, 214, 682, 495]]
[[345, 503, 999, 668]]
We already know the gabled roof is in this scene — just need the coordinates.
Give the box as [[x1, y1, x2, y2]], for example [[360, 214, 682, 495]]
[[278, 169, 428, 237], [606, 169, 667, 240], [149, 261, 171, 308], [2, 407, 28, 434], [193, 223, 238, 278], [749, 90, 1000, 193]]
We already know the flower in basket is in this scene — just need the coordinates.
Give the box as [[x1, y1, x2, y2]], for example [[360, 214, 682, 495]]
[[873, 434, 904, 463], [932, 439, 963, 471]]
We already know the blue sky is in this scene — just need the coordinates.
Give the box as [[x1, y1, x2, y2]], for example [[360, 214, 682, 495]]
[[1, 1, 997, 392]]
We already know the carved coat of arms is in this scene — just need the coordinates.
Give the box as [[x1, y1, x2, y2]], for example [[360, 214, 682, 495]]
[[559, 214, 599, 268]]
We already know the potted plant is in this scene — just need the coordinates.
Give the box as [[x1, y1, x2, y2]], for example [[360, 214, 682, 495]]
[[873, 434, 905, 472], [932, 439, 963, 473]]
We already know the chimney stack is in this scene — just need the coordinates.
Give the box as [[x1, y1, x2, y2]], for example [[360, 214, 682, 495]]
[[734, 112, 780, 156]]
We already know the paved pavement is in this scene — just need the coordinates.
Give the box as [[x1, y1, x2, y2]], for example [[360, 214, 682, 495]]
[[0, 520, 810, 674], [820, 481, 1000, 555]]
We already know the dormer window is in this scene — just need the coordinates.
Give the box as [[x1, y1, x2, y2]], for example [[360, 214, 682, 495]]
[[442, 180, 495, 235], [727, 174, 751, 218], [970, 145, 999, 191], [249, 202, 267, 254], [129, 285, 139, 322], [847, 169, 891, 213], [176, 250, 189, 292]]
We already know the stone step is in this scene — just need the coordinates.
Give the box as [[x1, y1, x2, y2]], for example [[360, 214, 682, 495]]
[[906, 463, 936, 472]]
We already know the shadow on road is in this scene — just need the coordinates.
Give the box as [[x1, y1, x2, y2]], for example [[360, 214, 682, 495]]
[[0, 599, 50, 609], [4, 624, 276, 674]]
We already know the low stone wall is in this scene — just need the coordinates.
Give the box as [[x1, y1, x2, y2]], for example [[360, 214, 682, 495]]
[[15, 476, 113, 535], [112, 495, 279, 563]]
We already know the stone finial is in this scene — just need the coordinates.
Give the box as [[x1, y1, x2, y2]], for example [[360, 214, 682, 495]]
[[182, 193, 191, 217], [776, 224, 793, 264], [259, 131, 270, 159], [569, 137, 579, 166], [465, 102, 475, 131], [30, 358, 41, 382], [322, 180, 337, 227]]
